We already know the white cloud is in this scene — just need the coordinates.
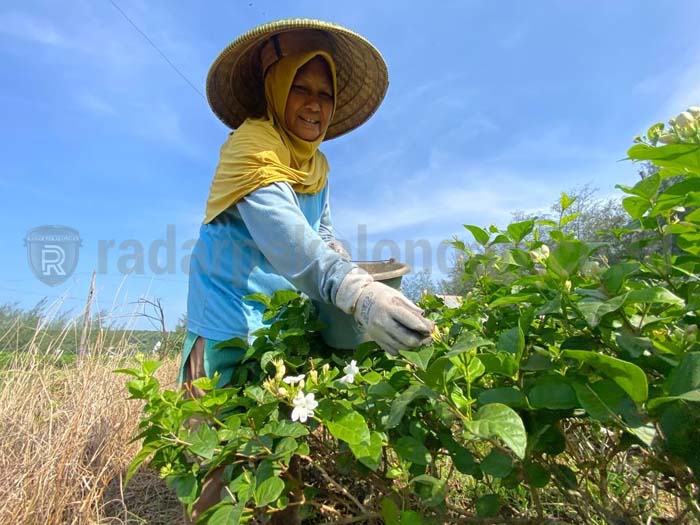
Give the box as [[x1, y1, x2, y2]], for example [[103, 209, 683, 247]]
[[137, 103, 207, 161], [632, 47, 700, 121], [661, 58, 700, 116], [76, 92, 117, 116], [333, 163, 554, 237], [0, 11, 69, 47]]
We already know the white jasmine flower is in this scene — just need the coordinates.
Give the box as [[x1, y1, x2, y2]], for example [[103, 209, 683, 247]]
[[339, 360, 360, 384], [676, 111, 694, 127], [529, 245, 550, 263], [283, 374, 306, 385], [688, 106, 700, 118], [291, 391, 318, 423], [152, 341, 162, 352], [658, 133, 678, 145], [272, 358, 286, 381]]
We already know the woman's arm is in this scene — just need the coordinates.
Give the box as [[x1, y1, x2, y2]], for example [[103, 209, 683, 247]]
[[318, 188, 351, 260], [236, 181, 353, 304]]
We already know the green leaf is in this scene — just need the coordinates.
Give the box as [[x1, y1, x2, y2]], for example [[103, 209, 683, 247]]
[[616, 331, 653, 358], [464, 224, 490, 245], [547, 240, 591, 278], [114, 367, 140, 377], [140, 360, 162, 376], [496, 326, 524, 359], [507, 219, 535, 243], [270, 289, 299, 307], [464, 403, 527, 459], [572, 379, 627, 421], [399, 346, 434, 371], [475, 494, 502, 517], [394, 436, 432, 465], [191, 376, 219, 392], [480, 449, 513, 478], [399, 510, 425, 525], [264, 420, 309, 438], [254, 477, 285, 507], [212, 337, 248, 350], [627, 143, 700, 171], [465, 356, 486, 382], [652, 178, 700, 214], [380, 497, 400, 524], [490, 233, 512, 245], [528, 376, 578, 410], [410, 475, 447, 507], [229, 471, 255, 501], [563, 350, 648, 403], [169, 474, 198, 505], [349, 431, 383, 471], [447, 332, 495, 357], [478, 352, 519, 378], [386, 385, 438, 429], [648, 389, 700, 410], [489, 293, 539, 308], [602, 262, 639, 295], [208, 502, 245, 525], [577, 294, 627, 328], [361, 370, 382, 385], [559, 212, 580, 227], [243, 292, 271, 307], [622, 197, 651, 219], [126, 441, 163, 483], [326, 409, 370, 445], [187, 424, 219, 460], [551, 464, 578, 489], [560, 192, 576, 211], [269, 437, 298, 461], [666, 352, 700, 395], [629, 172, 661, 199], [628, 423, 657, 448], [524, 462, 550, 488], [477, 387, 528, 409], [625, 287, 684, 306], [452, 448, 479, 476], [678, 233, 700, 255]]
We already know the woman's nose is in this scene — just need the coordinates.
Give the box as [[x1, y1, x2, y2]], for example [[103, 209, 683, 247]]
[[305, 95, 322, 111]]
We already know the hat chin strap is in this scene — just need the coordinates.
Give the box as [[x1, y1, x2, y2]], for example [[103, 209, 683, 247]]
[[260, 29, 334, 76]]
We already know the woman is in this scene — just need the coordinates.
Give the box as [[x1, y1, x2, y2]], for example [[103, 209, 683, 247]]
[[182, 19, 434, 521], [181, 18, 434, 390]]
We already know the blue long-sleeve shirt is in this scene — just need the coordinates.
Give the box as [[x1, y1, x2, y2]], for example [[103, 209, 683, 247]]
[[186, 181, 354, 341]]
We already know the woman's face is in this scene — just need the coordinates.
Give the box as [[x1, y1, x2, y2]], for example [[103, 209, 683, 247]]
[[284, 56, 334, 141]]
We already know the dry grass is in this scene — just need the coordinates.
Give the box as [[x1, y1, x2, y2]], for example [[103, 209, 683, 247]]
[[0, 344, 184, 525]]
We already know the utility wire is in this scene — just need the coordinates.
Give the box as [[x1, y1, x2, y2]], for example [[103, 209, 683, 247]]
[[107, 0, 205, 99]]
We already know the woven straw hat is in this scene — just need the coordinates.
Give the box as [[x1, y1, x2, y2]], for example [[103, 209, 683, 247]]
[[206, 18, 389, 140]]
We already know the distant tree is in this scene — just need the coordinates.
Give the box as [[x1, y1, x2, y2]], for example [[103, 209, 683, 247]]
[[401, 268, 436, 303], [440, 183, 634, 296]]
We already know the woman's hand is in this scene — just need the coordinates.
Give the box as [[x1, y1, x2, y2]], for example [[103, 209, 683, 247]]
[[335, 269, 434, 355], [353, 282, 434, 355]]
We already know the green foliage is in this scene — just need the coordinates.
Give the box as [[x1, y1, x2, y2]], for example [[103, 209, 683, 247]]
[[123, 111, 700, 524]]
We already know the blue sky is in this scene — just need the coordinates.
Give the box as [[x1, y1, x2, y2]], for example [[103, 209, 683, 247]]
[[2, 1, 699, 330]]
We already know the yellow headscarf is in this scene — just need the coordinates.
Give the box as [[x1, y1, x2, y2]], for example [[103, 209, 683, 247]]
[[204, 50, 337, 224]]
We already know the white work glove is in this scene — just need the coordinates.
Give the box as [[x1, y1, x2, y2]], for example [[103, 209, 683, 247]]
[[336, 269, 434, 355], [327, 239, 351, 261]]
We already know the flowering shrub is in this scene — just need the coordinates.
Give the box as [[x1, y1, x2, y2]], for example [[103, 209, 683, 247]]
[[121, 112, 700, 524]]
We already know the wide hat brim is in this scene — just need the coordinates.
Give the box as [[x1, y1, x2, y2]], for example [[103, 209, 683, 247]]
[[206, 18, 389, 140]]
